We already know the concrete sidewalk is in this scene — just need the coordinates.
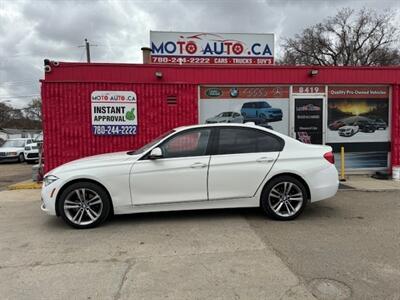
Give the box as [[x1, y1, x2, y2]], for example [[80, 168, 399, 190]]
[[0, 189, 315, 300], [341, 175, 400, 191]]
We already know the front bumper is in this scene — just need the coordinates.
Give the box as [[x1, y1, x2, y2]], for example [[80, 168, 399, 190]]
[[24, 152, 39, 160], [339, 131, 352, 136], [0, 156, 19, 162], [41, 179, 64, 216]]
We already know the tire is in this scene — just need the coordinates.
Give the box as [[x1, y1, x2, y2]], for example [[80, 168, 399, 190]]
[[18, 153, 25, 163], [58, 182, 111, 229], [261, 175, 308, 221]]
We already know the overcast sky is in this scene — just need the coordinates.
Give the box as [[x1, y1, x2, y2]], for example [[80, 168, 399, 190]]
[[0, 0, 399, 108]]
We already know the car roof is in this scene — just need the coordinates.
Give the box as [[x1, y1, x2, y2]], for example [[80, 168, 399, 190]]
[[174, 122, 286, 137]]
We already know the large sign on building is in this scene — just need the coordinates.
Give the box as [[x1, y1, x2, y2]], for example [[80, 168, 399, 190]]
[[150, 31, 274, 65], [91, 91, 138, 135]]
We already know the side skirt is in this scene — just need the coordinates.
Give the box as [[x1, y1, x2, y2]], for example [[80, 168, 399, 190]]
[[113, 197, 259, 215]]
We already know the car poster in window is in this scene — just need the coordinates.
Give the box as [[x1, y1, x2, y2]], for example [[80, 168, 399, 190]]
[[91, 91, 137, 135], [327, 86, 389, 143], [199, 86, 289, 135], [327, 86, 390, 169]]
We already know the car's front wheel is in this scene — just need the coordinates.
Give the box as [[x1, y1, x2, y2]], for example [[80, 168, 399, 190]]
[[58, 182, 111, 229], [18, 153, 25, 163], [261, 176, 307, 220]]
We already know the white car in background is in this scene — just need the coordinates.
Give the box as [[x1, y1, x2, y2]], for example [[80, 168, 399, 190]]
[[41, 123, 339, 229], [206, 112, 244, 123], [338, 125, 359, 137], [0, 138, 32, 163], [24, 133, 43, 163], [24, 142, 40, 163]]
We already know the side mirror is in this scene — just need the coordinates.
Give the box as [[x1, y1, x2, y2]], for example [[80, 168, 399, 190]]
[[149, 147, 163, 159]]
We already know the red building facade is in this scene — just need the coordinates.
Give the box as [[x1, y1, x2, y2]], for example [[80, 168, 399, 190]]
[[41, 62, 400, 173]]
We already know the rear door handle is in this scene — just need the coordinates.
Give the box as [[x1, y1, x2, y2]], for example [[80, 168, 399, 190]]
[[256, 157, 275, 163], [190, 162, 207, 168]]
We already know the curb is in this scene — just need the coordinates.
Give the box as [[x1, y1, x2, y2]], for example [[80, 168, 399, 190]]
[[8, 181, 42, 190], [338, 187, 400, 192]]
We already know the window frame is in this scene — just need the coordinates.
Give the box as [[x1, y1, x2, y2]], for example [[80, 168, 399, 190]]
[[209, 126, 285, 155]]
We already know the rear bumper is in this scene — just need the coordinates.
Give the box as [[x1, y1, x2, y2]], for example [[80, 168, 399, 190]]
[[308, 165, 339, 202]]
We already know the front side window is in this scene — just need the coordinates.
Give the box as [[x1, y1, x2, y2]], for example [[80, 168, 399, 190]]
[[160, 129, 211, 158], [131, 130, 175, 155], [216, 128, 283, 155], [260, 102, 271, 108]]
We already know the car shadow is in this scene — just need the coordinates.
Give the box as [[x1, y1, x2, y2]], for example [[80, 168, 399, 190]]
[[40, 202, 343, 230], [105, 202, 342, 227]]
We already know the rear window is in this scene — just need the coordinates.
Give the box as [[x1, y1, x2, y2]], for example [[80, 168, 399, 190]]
[[216, 128, 284, 155]]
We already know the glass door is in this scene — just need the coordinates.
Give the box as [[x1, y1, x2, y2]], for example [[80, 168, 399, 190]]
[[293, 98, 324, 144]]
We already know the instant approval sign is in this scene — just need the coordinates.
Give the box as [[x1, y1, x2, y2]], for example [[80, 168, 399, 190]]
[[91, 91, 137, 135]]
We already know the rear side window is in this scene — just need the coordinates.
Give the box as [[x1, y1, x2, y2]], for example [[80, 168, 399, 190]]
[[216, 128, 284, 155]]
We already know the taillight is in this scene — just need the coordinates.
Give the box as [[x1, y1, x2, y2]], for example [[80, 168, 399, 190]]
[[323, 152, 335, 164]]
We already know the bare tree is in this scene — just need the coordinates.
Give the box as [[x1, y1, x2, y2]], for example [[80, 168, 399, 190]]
[[280, 8, 400, 66], [0, 100, 41, 129], [23, 98, 42, 122]]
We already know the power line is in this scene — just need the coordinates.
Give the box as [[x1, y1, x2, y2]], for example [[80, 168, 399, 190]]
[[78, 38, 98, 63]]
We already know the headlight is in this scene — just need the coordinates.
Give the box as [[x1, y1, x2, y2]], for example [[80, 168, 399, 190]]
[[43, 175, 59, 186], [7, 152, 17, 156]]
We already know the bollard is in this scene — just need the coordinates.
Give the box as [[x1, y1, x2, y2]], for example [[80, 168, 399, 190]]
[[340, 146, 346, 182]]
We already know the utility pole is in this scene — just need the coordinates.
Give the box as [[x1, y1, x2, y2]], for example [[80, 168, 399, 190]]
[[85, 38, 91, 63], [78, 38, 97, 63]]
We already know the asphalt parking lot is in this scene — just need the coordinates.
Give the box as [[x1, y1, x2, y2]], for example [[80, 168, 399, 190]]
[[0, 189, 399, 300], [0, 162, 32, 190]]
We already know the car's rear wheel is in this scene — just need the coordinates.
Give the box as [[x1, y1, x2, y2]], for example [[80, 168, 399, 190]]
[[18, 153, 25, 163], [58, 182, 111, 229], [261, 176, 307, 220]]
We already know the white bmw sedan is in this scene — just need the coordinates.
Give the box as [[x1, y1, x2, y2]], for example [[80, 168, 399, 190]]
[[41, 123, 339, 229]]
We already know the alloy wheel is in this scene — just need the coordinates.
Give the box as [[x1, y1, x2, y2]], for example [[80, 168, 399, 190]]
[[63, 188, 103, 226], [268, 181, 304, 217]]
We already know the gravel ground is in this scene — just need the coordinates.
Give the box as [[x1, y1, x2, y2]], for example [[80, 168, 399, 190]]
[[0, 188, 399, 299], [0, 162, 32, 190]]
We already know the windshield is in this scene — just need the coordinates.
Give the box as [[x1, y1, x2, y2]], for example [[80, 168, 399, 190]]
[[219, 112, 233, 117], [2, 140, 25, 148], [129, 130, 175, 155]]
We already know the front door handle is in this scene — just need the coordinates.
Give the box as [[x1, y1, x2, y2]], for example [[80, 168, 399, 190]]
[[256, 157, 275, 163], [190, 162, 207, 168]]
